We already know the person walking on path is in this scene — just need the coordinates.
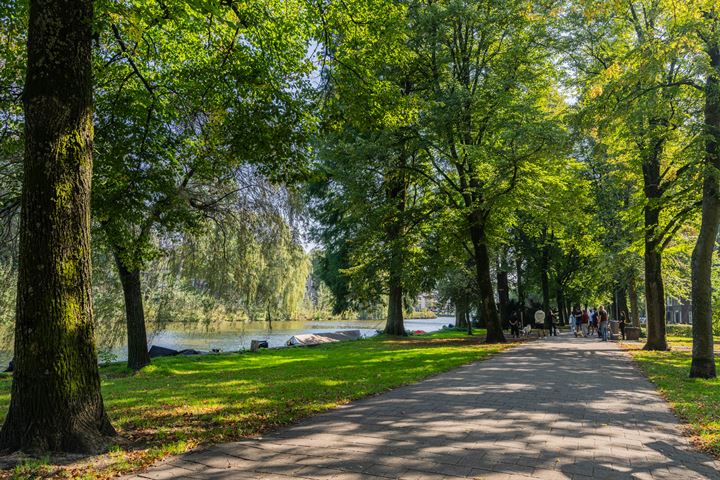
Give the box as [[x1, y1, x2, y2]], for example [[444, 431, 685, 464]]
[[550, 310, 560, 337], [509, 312, 520, 338], [573, 306, 582, 337], [581, 308, 590, 337], [619, 310, 627, 340], [589, 308, 598, 337], [549, 310, 559, 336], [543, 309, 555, 336], [598, 305, 609, 341], [535, 309, 547, 337]]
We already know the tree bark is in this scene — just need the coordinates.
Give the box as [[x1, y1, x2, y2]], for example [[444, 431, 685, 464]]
[[556, 288, 566, 325], [496, 262, 510, 329], [386, 283, 405, 336], [628, 277, 640, 328], [644, 244, 668, 350], [642, 140, 668, 350], [690, 43, 720, 379], [114, 254, 151, 370], [616, 287, 628, 320], [383, 156, 407, 336], [455, 298, 468, 328], [469, 218, 505, 343], [516, 257, 525, 325], [540, 236, 551, 320], [0, 0, 115, 453]]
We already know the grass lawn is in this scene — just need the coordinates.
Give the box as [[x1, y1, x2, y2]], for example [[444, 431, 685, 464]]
[[624, 335, 720, 458], [0, 329, 513, 479]]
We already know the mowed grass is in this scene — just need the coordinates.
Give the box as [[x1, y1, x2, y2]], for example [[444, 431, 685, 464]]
[[624, 336, 720, 457], [0, 329, 513, 479]]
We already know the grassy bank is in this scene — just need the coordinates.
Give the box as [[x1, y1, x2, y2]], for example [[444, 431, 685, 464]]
[[624, 336, 720, 457], [1, 329, 512, 479]]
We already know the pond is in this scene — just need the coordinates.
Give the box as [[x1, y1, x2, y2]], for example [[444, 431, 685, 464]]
[[0, 316, 455, 367]]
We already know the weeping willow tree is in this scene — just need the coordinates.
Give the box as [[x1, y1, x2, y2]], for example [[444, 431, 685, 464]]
[[174, 214, 311, 324]]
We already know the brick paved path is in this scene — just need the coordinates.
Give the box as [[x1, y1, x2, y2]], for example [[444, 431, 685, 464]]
[[127, 334, 720, 480]]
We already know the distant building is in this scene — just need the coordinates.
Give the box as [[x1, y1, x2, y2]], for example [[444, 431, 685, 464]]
[[666, 297, 691, 324]]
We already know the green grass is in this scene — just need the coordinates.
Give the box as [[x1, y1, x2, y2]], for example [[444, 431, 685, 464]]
[[625, 339, 720, 458], [0, 329, 511, 479]]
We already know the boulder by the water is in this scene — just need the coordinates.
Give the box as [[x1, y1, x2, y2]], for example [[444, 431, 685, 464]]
[[148, 345, 179, 358], [4, 359, 13, 373], [178, 349, 202, 356], [250, 340, 269, 352], [287, 330, 361, 347]]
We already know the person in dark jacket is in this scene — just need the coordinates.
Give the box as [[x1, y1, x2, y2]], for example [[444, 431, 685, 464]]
[[619, 311, 627, 340], [509, 312, 521, 338]]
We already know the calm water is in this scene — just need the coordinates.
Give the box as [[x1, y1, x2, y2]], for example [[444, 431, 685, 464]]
[[0, 317, 454, 367]]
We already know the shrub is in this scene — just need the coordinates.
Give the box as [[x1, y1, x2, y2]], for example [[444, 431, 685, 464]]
[[665, 324, 692, 337]]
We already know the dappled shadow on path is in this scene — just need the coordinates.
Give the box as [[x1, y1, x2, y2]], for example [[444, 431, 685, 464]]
[[131, 335, 720, 480]]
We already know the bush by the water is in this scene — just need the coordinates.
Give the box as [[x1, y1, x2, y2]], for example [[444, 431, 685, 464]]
[[405, 310, 437, 319]]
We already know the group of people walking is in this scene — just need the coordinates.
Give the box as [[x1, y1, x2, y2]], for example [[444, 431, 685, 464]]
[[507, 305, 628, 340], [570, 305, 627, 341], [570, 305, 609, 340]]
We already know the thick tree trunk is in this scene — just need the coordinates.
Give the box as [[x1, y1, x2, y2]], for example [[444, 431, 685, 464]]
[[0, 0, 115, 453], [616, 287, 628, 320], [642, 138, 668, 351], [691, 45, 720, 379], [540, 239, 550, 319], [383, 154, 406, 336], [455, 298, 468, 328], [114, 254, 151, 370], [644, 244, 667, 350], [516, 257, 525, 325], [386, 283, 405, 336], [496, 264, 510, 329], [470, 219, 505, 343], [628, 278, 640, 328], [556, 288, 566, 325]]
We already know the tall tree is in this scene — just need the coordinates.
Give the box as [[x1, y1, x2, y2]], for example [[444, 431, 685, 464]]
[[310, 0, 435, 335], [94, 0, 313, 369], [0, 0, 115, 452], [571, 0, 703, 350], [414, 0, 564, 343], [691, 5, 720, 379]]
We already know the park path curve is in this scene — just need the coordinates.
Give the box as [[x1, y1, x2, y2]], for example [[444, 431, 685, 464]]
[[126, 333, 720, 480]]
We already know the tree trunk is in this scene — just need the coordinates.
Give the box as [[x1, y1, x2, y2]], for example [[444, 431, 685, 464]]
[[383, 154, 406, 336], [455, 298, 468, 328], [516, 256, 525, 325], [114, 254, 151, 370], [496, 263, 510, 329], [0, 0, 115, 453], [628, 277, 640, 328], [616, 287, 628, 320], [386, 283, 405, 336], [644, 244, 667, 350], [556, 287, 566, 325], [469, 218, 505, 343], [691, 44, 720, 379], [642, 137, 668, 351], [540, 237, 550, 320]]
